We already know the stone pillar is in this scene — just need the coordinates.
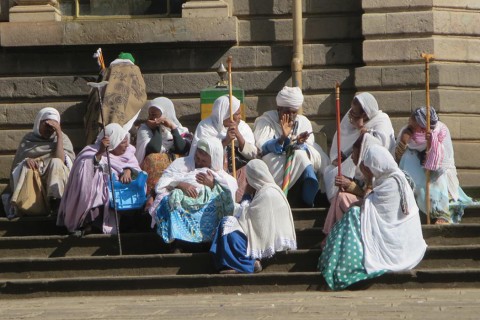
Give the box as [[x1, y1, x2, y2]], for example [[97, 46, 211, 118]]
[[182, 0, 229, 18], [357, 0, 480, 186], [9, 0, 61, 22]]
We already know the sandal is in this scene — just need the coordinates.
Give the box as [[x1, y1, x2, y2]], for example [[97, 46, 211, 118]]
[[219, 269, 239, 274], [434, 218, 450, 225], [254, 260, 262, 273]]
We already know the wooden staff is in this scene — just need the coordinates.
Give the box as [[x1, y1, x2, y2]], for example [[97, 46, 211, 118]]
[[226, 56, 237, 179], [335, 82, 342, 177], [421, 52, 434, 225]]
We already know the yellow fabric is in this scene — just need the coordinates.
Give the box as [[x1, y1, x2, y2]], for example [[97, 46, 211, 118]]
[[12, 169, 49, 216]]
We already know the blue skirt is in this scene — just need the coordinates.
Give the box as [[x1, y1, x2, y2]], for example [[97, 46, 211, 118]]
[[210, 218, 255, 273]]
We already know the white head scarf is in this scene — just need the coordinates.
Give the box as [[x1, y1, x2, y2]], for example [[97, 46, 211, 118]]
[[211, 95, 241, 133], [355, 92, 379, 120], [135, 97, 190, 162], [191, 95, 243, 152], [226, 159, 297, 259], [95, 123, 129, 150], [361, 144, 426, 273], [196, 138, 224, 172], [276, 86, 304, 109], [33, 107, 61, 137]]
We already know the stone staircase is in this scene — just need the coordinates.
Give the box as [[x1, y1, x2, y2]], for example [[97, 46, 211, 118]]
[[1, 201, 480, 298]]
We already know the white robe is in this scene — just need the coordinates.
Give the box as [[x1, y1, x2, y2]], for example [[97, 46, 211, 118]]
[[253, 110, 329, 191], [324, 108, 395, 201]]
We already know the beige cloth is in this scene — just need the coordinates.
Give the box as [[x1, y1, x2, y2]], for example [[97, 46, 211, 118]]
[[11, 158, 70, 216], [84, 62, 147, 144]]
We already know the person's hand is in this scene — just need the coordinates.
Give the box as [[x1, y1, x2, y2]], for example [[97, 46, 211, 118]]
[[178, 182, 198, 198], [158, 116, 176, 130], [196, 170, 215, 189], [45, 120, 62, 135], [335, 175, 352, 190], [425, 131, 431, 144], [360, 127, 369, 134], [120, 168, 132, 184], [400, 127, 413, 144], [146, 119, 158, 130], [280, 113, 294, 139], [26, 158, 39, 170], [98, 136, 110, 154], [296, 131, 311, 144], [224, 125, 237, 145]]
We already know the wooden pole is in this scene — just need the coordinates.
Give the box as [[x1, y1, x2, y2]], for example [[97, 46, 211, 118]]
[[335, 82, 342, 177], [421, 52, 434, 225], [226, 56, 237, 179]]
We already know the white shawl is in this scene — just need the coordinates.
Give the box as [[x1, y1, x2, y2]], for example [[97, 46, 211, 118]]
[[224, 159, 297, 259], [360, 145, 427, 273], [135, 98, 189, 163], [155, 138, 237, 202], [253, 110, 329, 190], [192, 95, 257, 159], [325, 93, 395, 200]]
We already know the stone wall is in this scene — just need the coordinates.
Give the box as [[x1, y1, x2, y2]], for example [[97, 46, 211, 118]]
[[0, 0, 478, 198], [359, 0, 480, 186]]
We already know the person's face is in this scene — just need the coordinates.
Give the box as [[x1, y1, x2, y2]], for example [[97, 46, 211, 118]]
[[348, 100, 368, 130], [277, 107, 298, 123], [408, 115, 423, 133], [111, 137, 129, 156], [352, 146, 360, 166], [359, 161, 373, 178], [148, 107, 162, 121], [222, 108, 241, 126], [194, 148, 212, 169], [38, 119, 56, 139]]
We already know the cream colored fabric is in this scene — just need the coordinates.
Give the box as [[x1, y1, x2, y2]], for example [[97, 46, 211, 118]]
[[360, 145, 427, 273], [253, 110, 329, 192], [224, 159, 297, 259], [276, 86, 304, 109]]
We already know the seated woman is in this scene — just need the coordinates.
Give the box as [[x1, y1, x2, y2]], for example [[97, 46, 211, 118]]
[[135, 97, 192, 195], [7, 107, 75, 217], [322, 132, 381, 241], [193, 95, 258, 203], [57, 123, 142, 234], [149, 138, 238, 247], [324, 92, 395, 203], [210, 159, 297, 274], [319, 145, 427, 291], [395, 106, 473, 224]]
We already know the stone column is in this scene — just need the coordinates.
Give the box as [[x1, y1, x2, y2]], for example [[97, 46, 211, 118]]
[[357, 0, 480, 186], [9, 0, 61, 22], [182, 0, 229, 18]]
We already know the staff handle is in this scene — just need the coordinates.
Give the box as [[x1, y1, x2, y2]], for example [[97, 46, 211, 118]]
[[335, 82, 342, 177], [227, 56, 236, 179], [421, 52, 434, 225]]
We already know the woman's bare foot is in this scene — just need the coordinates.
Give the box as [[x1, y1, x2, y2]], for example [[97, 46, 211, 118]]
[[434, 218, 450, 225]]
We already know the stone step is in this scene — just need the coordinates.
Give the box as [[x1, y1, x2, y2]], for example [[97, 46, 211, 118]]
[[0, 245, 478, 281], [2, 268, 480, 297], [2, 206, 480, 237], [1, 224, 480, 259]]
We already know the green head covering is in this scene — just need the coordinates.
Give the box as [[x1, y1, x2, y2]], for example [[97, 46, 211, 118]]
[[118, 52, 135, 64]]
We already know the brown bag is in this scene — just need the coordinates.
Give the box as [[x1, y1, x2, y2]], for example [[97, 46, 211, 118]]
[[14, 169, 49, 216]]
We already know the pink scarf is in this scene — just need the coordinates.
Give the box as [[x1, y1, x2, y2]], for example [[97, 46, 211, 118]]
[[412, 124, 447, 171]]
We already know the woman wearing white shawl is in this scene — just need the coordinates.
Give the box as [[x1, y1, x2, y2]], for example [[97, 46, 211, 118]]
[[7, 107, 75, 217], [253, 86, 329, 207], [319, 144, 426, 290], [322, 132, 381, 240], [210, 159, 297, 273], [395, 106, 473, 224], [57, 123, 142, 235], [135, 97, 192, 195], [150, 137, 238, 245], [324, 92, 395, 202], [193, 95, 258, 202]]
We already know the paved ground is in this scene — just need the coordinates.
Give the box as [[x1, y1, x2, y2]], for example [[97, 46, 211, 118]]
[[1, 289, 480, 319]]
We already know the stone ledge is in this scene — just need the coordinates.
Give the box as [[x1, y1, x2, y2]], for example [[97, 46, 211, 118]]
[[363, 0, 480, 12], [233, 0, 361, 16], [458, 169, 480, 188], [363, 37, 480, 64], [0, 17, 238, 47], [355, 64, 480, 89]]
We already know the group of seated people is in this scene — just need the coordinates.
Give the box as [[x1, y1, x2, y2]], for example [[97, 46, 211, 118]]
[[2, 82, 474, 290]]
